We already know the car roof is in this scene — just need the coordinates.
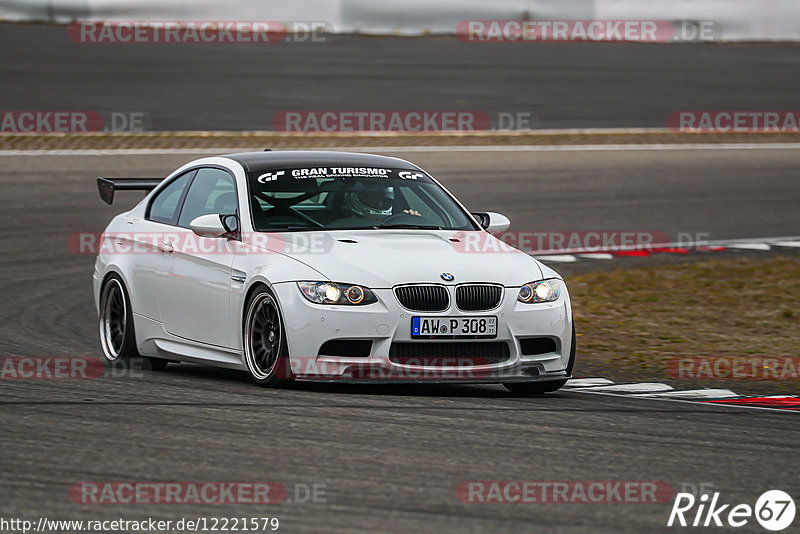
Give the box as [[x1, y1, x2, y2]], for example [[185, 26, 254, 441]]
[[223, 150, 421, 174]]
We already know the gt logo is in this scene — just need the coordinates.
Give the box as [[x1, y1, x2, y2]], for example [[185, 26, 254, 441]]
[[398, 171, 424, 180], [257, 171, 285, 183]]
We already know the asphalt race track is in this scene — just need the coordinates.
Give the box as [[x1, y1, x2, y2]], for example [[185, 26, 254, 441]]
[[0, 147, 798, 532], [2, 23, 800, 130]]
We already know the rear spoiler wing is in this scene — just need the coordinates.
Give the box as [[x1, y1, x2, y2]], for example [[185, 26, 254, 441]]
[[97, 177, 163, 205]]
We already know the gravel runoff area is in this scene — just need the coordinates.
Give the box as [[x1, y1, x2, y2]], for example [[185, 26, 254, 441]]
[[562, 251, 800, 396]]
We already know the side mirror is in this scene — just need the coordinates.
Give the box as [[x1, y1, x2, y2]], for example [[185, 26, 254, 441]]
[[189, 214, 228, 238], [472, 211, 511, 234]]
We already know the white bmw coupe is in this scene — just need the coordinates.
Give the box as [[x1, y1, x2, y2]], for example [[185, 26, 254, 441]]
[[94, 151, 575, 393]]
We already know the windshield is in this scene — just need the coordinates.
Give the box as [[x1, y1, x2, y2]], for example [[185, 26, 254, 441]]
[[247, 166, 479, 232]]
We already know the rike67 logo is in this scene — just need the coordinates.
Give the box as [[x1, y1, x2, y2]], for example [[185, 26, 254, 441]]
[[668, 490, 795, 531]]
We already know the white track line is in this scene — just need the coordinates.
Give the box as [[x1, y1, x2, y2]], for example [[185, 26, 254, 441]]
[[345, 144, 800, 153], [571, 388, 798, 414], [4, 143, 800, 156], [534, 254, 577, 263], [527, 235, 800, 258], [0, 148, 257, 156], [577, 253, 615, 260], [705, 236, 800, 245], [725, 243, 772, 251], [571, 378, 796, 412], [634, 389, 740, 400], [564, 378, 616, 387], [576, 382, 675, 394]]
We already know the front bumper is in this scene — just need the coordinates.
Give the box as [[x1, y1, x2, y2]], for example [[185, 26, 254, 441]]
[[272, 282, 573, 384]]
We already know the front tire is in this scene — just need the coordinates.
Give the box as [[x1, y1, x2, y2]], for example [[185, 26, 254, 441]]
[[243, 286, 293, 387], [99, 274, 168, 370], [503, 323, 576, 395]]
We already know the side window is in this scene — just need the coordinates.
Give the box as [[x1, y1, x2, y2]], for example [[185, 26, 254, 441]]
[[177, 168, 237, 228], [147, 170, 195, 225]]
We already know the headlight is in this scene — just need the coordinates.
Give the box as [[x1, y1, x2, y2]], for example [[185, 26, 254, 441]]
[[518, 279, 560, 303], [297, 282, 377, 305]]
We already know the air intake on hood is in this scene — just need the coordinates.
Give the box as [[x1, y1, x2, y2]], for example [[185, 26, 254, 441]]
[[394, 285, 449, 312]]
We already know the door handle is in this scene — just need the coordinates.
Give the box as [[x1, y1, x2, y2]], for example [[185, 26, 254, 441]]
[[161, 241, 174, 254]]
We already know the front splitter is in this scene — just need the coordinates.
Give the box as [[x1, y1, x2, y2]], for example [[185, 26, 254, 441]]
[[294, 366, 569, 385]]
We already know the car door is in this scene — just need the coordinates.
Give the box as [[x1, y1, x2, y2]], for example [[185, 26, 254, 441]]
[[129, 169, 196, 322], [157, 166, 239, 348]]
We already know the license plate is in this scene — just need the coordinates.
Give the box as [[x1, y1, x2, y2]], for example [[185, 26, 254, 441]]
[[411, 316, 497, 339]]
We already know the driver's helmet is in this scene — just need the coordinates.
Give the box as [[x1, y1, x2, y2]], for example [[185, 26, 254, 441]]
[[346, 186, 394, 219]]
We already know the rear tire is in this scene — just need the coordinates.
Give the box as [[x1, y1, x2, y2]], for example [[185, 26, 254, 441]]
[[99, 274, 169, 371], [503, 323, 576, 395], [243, 286, 294, 388]]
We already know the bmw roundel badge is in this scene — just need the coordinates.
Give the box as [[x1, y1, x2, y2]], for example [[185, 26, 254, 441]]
[[441, 273, 455, 281]]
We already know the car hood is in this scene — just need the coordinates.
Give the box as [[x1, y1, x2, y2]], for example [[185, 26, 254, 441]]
[[255, 230, 544, 288]]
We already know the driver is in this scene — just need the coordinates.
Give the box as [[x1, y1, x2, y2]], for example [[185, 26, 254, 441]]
[[346, 186, 420, 221]]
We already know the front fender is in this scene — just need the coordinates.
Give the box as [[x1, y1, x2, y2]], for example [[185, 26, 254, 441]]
[[229, 251, 327, 352]]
